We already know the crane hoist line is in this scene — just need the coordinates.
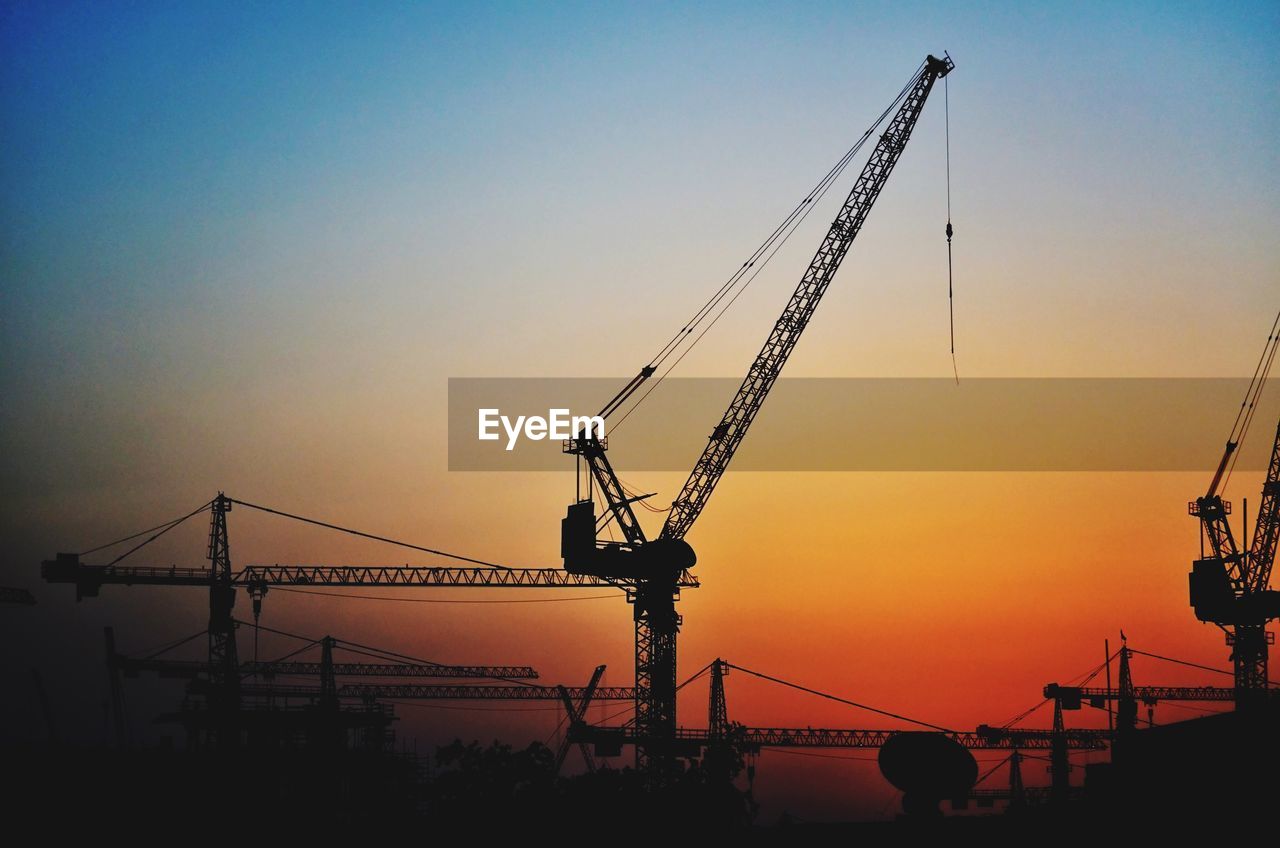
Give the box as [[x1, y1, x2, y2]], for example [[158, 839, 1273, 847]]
[[562, 53, 955, 775]]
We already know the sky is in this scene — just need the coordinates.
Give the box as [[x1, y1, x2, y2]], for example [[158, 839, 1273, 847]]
[[2, 0, 1278, 822]]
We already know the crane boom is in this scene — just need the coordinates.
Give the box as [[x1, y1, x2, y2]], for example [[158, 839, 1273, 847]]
[[1193, 496, 1244, 586], [186, 679, 634, 701], [340, 683, 634, 700], [1044, 683, 1242, 703], [660, 54, 954, 541], [570, 724, 1107, 751], [42, 554, 702, 597], [1248, 419, 1280, 594], [112, 655, 541, 680]]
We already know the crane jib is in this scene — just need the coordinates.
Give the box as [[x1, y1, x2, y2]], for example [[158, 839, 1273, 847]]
[[659, 54, 954, 542], [1250, 420, 1280, 594]]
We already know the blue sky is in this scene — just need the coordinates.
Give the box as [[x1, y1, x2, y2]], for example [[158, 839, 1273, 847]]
[[2, 0, 1278, 508], [3, 0, 1278, 508]]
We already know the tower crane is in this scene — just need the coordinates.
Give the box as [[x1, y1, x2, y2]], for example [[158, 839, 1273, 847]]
[[1188, 321, 1280, 704], [1043, 639, 1255, 733], [561, 54, 954, 773], [108, 625, 627, 757], [570, 658, 1106, 804], [44, 493, 655, 745]]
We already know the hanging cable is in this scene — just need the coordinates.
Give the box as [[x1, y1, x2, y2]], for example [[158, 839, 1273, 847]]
[[944, 73, 958, 384], [79, 499, 213, 567], [231, 618, 325, 646], [588, 700, 636, 726], [544, 707, 572, 747], [725, 662, 953, 732], [1220, 308, 1280, 494], [999, 650, 1118, 727], [1158, 701, 1228, 716], [79, 499, 214, 557], [1120, 646, 1276, 689], [135, 628, 209, 661], [972, 753, 1013, 787], [102, 503, 211, 567], [618, 477, 668, 513], [1224, 310, 1280, 439], [605, 62, 928, 429], [999, 698, 1049, 729], [1128, 647, 1234, 677], [675, 661, 714, 691], [228, 497, 515, 570], [647, 62, 925, 375]]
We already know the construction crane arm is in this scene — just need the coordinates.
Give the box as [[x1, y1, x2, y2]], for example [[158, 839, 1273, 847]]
[[186, 680, 635, 701], [42, 553, 702, 597], [237, 563, 639, 588], [659, 54, 954, 542], [1044, 683, 1241, 703], [570, 724, 1107, 751], [111, 655, 541, 680], [1191, 494, 1243, 581], [340, 683, 635, 700], [1190, 418, 1280, 622], [565, 435, 649, 547], [1248, 419, 1280, 595]]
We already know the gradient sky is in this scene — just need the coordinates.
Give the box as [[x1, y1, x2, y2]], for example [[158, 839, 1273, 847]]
[[2, 1, 1278, 822]]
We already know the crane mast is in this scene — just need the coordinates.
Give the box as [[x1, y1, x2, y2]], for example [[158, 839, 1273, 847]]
[[563, 54, 955, 773], [205, 493, 239, 745]]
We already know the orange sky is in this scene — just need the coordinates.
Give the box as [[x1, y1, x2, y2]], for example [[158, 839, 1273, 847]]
[[4, 465, 1264, 819]]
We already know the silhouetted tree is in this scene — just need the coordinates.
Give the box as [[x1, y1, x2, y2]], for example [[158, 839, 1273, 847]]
[[428, 738, 558, 823], [426, 737, 756, 830]]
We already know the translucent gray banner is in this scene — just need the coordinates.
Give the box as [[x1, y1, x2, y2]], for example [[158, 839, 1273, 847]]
[[447, 378, 1278, 472]]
